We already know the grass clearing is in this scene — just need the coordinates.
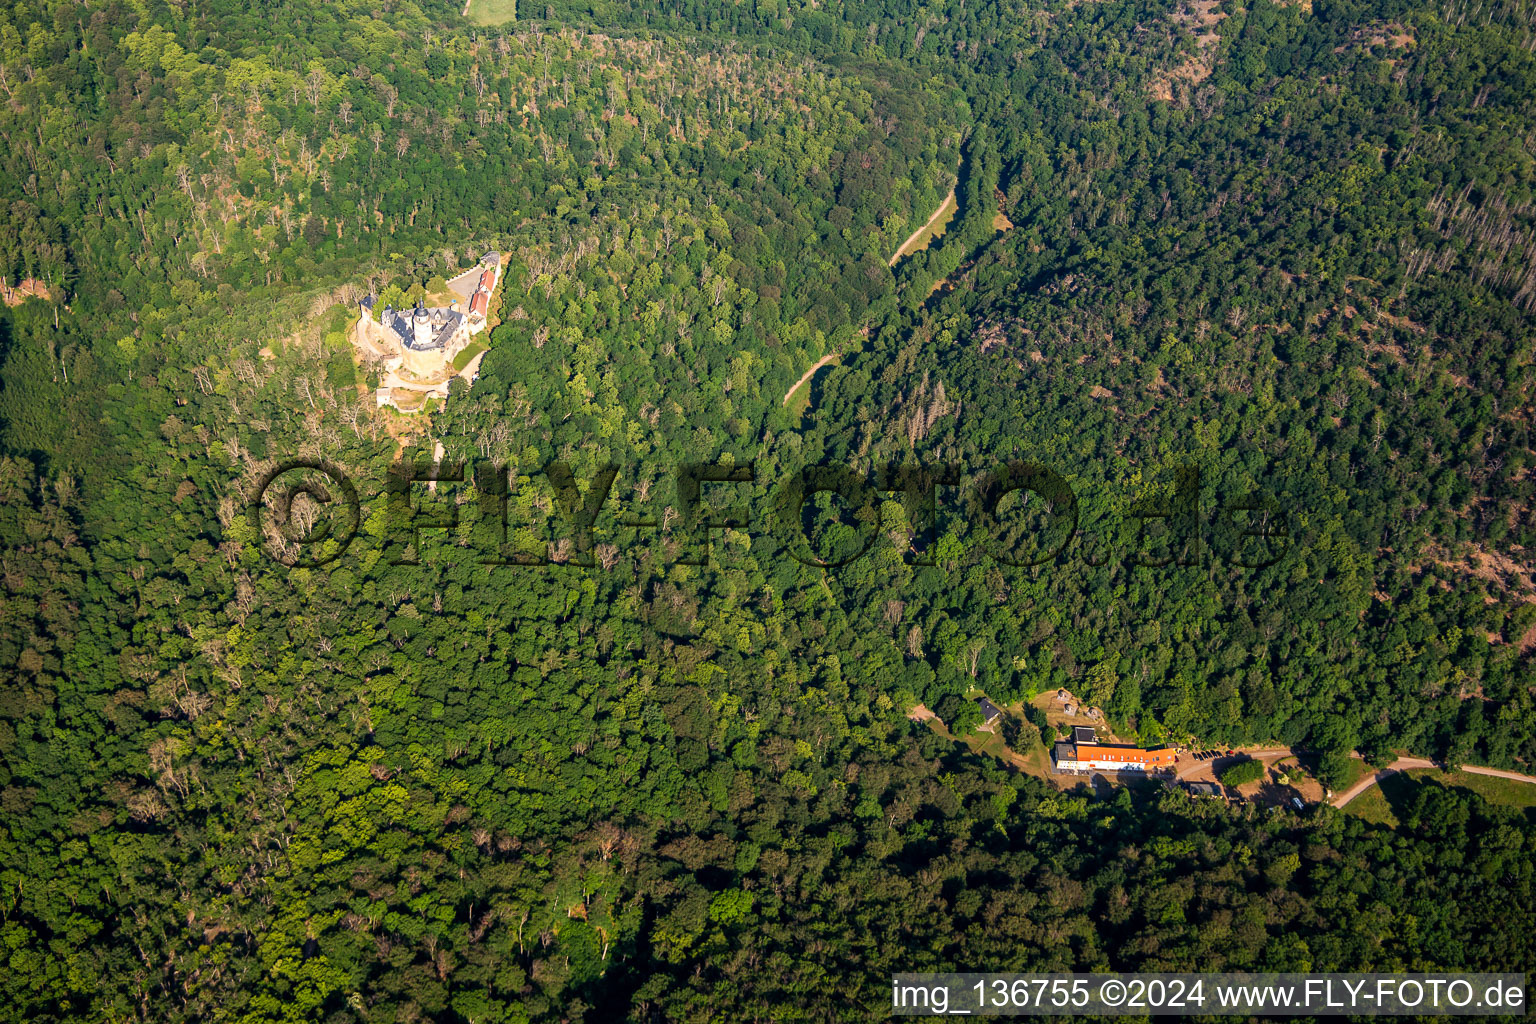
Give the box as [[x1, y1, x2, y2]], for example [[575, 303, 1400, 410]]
[[452, 340, 489, 373], [913, 705, 1048, 777], [1333, 757, 1374, 793], [1435, 769, 1536, 808], [1346, 783, 1399, 826], [1345, 767, 1536, 828], [1014, 741, 1053, 778], [465, 0, 519, 25], [388, 389, 426, 412], [961, 727, 1009, 761]]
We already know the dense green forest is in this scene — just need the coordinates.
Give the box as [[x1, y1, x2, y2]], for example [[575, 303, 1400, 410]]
[[1, 0, 1534, 1019]]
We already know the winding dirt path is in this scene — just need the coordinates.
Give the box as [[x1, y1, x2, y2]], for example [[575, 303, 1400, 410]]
[[1462, 765, 1536, 784], [427, 439, 446, 493], [1330, 756, 1437, 808], [888, 190, 957, 266], [1331, 758, 1536, 808], [781, 353, 840, 407]]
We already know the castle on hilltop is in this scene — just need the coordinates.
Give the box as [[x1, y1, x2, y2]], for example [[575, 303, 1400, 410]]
[[356, 252, 501, 380]]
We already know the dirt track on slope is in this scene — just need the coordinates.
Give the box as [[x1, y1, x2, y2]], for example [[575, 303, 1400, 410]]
[[781, 353, 839, 407]]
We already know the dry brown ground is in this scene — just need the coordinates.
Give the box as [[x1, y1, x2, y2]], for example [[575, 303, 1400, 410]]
[[1, 278, 54, 306], [1149, 0, 1227, 102]]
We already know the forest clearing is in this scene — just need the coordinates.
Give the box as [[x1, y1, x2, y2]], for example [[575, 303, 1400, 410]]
[[465, 0, 518, 25]]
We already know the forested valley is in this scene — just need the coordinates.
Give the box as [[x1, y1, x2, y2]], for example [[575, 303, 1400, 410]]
[[1, 0, 1535, 1019]]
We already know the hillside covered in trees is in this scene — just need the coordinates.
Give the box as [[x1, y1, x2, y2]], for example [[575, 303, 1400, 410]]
[[1, 0, 1535, 1020]]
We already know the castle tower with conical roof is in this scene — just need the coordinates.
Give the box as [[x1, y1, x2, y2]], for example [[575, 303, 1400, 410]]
[[412, 303, 433, 348]]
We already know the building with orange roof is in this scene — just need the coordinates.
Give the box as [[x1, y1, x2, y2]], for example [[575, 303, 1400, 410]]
[[1053, 726, 1176, 774]]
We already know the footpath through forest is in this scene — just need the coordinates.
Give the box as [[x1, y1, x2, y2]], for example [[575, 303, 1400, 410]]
[[888, 189, 958, 266], [777, 182, 963, 411], [780, 353, 840, 407]]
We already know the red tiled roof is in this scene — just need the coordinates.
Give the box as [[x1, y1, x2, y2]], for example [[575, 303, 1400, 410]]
[[469, 290, 489, 316], [478, 269, 496, 291], [1073, 745, 1176, 767]]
